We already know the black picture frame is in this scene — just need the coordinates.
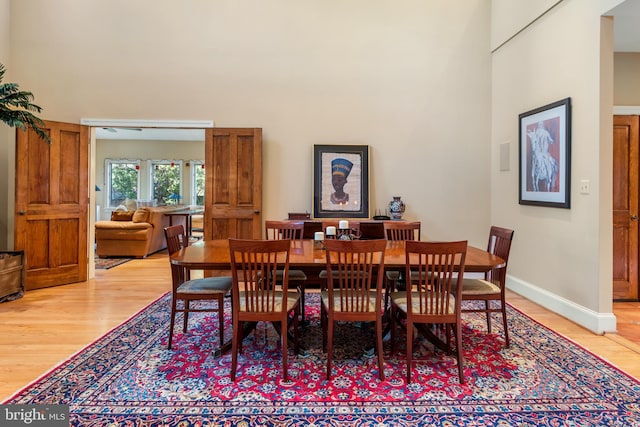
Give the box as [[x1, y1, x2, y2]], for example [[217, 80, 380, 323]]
[[519, 97, 571, 208], [313, 144, 369, 218]]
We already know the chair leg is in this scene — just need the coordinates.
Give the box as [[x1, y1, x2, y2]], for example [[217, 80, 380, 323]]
[[406, 319, 413, 384], [501, 301, 510, 347], [296, 282, 306, 323], [218, 296, 225, 346], [281, 319, 289, 381], [384, 277, 396, 313], [326, 317, 334, 380], [183, 300, 190, 332], [293, 305, 300, 354], [485, 300, 492, 333], [445, 324, 452, 355], [168, 298, 178, 350], [231, 319, 241, 381], [376, 318, 385, 381], [321, 303, 328, 352], [390, 305, 396, 355], [455, 320, 465, 385]]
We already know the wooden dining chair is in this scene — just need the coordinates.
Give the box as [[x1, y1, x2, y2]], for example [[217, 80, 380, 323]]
[[390, 240, 467, 384], [384, 221, 421, 242], [164, 225, 232, 350], [321, 239, 387, 381], [383, 221, 422, 307], [458, 226, 514, 347], [265, 220, 308, 322], [228, 238, 301, 381]]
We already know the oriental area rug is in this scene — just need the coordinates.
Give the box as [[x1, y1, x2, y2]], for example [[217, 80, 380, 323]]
[[94, 256, 132, 270], [4, 293, 640, 426]]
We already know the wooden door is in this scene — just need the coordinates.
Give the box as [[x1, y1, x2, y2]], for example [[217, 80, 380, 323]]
[[15, 121, 89, 290], [204, 128, 262, 240], [613, 115, 639, 301]]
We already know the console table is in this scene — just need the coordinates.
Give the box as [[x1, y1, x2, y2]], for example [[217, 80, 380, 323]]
[[165, 208, 205, 244], [298, 220, 388, 239]]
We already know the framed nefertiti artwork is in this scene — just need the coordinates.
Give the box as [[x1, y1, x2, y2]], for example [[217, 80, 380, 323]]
[[312, 144, 369, 219]]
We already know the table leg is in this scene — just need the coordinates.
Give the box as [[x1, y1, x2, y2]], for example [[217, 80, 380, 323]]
[[213, 322, 256, 357], [214, 316, 307, 358]]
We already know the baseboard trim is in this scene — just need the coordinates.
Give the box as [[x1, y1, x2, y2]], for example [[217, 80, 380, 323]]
[[507, 275, 617, 334]]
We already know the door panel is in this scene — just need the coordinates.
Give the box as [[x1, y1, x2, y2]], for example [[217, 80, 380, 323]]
[[613, 115, 639, 300], [15, 121, 89, 290], [205, 128, 262, 240]]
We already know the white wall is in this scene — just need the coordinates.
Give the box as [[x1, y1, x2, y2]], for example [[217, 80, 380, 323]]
[[614, 53, 640, 104], [491, 0, 618, 333], [0, 0, 11, 249], [491, 0, 562, 51], [4, 0, 492, 248]]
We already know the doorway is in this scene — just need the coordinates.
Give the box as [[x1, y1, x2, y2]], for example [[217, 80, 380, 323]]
[[613, 114, 640, 301], [84, 119, 212, 278]]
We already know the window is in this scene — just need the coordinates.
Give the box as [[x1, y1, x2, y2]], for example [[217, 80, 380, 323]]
[[191, 160, 205, 206], [105, 159, 140, 208], [150, 160, 182, 205]]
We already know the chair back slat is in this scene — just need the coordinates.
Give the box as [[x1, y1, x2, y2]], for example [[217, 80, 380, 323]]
[[405, 240, 467, 317], [164, 225, 187, 289], [485, 226, 514, 287], [265, 220, 304, 241], [384, 221, 421, 241], [165, 224, 185, 254], [325, 239, 386, 313], [229, 238, 291, 315]]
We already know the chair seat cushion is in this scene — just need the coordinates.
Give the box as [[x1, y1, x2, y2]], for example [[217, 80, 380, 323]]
[[238, 290, 300, 312], [320, 290, 380, 312], [177, 276, 232, 294], [459, 278, 501, 295], [275, 269, 307, 281], [385, 270, 429, 282], [319, 270, 370, 280], [390, 291, 456, 315]]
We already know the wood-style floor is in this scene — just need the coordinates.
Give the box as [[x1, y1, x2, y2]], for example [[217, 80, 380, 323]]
[[0, 251, 639, 401]]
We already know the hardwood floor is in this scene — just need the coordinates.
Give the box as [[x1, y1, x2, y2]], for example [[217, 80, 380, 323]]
[[613, 300, 640, 344], [0, 252, 639, 401]]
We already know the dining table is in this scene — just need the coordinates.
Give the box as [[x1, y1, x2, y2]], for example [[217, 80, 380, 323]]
[[171, 238, 505, 272], [170, 239, 506, 356]]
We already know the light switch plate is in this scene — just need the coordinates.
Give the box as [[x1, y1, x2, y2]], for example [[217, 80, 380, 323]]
[[580, 179, 590, 194]]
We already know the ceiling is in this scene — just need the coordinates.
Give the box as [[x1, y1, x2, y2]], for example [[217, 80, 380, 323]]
[[95, 127, 205, 141], [95, 1, 639, 142]]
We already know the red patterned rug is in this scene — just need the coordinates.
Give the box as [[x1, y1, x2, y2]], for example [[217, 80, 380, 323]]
[[3, 293, 640, 426]]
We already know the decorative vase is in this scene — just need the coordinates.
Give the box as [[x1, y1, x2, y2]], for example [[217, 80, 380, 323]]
[[388, 196, 406, 220]]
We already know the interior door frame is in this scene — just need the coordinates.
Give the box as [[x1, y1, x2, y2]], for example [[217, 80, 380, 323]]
[[82, 119, 213, 278]]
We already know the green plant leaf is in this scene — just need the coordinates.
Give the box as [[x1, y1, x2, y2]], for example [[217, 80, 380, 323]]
[[0, 63, 51, 143]]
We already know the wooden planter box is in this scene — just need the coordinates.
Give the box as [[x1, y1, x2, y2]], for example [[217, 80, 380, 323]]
[[0, 251, 25, 303]]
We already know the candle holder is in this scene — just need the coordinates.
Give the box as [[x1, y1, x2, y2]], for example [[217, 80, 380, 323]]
[[337, 228, 361, 240]]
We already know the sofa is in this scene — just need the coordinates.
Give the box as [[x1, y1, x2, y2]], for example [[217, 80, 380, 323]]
[[95, 206, 188, 258]]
